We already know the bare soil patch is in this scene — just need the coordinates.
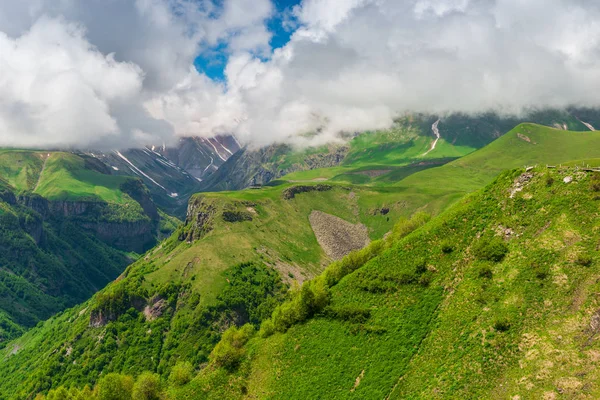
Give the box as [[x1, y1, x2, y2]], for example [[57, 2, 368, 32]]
[[309, 210, 370, 260]]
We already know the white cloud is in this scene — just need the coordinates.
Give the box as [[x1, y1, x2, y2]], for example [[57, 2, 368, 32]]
[[0, 0, 274, 148], [0, 17, 148, 148], [198, 0, 600, 145], [3, 0, 600, 149]]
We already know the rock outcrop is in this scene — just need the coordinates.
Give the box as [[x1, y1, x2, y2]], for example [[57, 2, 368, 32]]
[[16, 187, 159, 253], [282, 185, 333, 200], [199, 144, 348, 192]]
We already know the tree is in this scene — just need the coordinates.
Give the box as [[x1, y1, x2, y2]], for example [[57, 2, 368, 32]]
[[132, 372, 162, 400], [210, 324, 255, 371], [168, 361, 194, 387], [96, 373, 134, 400]]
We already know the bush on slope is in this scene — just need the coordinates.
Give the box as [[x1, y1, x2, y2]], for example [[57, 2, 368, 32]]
[[170, 166, 600, 399]]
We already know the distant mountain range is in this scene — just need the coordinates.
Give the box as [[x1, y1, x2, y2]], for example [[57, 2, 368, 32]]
[[198, 108, 600, 193], [82, 135, 240, 216], [3, 108, 600, 399]]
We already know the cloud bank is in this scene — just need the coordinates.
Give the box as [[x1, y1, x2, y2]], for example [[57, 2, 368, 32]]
[[1, 0, 600, 149]]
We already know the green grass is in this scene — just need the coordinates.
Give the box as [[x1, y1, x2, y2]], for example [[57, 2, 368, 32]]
[[142, 184, 398, 306], [34, 153, 132, 203], [5, 123, 600, 399], [173, 166, 600, 399], [0, 150, 45, 191], [280, 123, 476, 185], [383, 123, 600, 216]]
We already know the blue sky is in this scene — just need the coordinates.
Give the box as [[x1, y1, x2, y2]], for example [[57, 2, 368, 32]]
[[194, 0, 301, 81]]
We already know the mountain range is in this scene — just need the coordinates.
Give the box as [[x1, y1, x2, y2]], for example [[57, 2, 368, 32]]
[[2, 110, 600, 399]]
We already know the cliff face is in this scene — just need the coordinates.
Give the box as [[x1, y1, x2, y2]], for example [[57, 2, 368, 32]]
[[179, 195, 256, 242], [179, 195, 219, 242], [83, 219, 155, 253], [17, 187, 159, 253], [199, 144, 349, 192]]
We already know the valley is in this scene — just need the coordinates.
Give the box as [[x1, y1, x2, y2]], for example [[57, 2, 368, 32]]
[[2, 118, 600, 399], [4, 2, 600, 399]]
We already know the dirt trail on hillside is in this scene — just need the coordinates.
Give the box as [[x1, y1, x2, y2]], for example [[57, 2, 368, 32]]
[[309, 210, 370, 260], [422, 119, 441, 156]]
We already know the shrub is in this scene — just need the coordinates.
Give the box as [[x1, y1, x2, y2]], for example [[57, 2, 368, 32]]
[[323, 240, 385, 287], [132, 372, 162, 400], [441, 241, 454, 254], [493, 319, 511, 332], [96, 373, 134, 400], [258, 318, 275, 338], [545, 174, 555, 187], [473, 238, 508, 262], [45, 387, 70, 400], [576, 253, 593, 267], [388, 212, 431, 243], [168, 361, 194, 387], [535, 270, 548, 280], [325, 305, 371, 323], [414, 258, 428, 275], [222, 211, 253, 223], [210, 324, 255, 371], [418, 274, 433, 287], [478, 267, 493, 279], [397, 273, 416, 285]]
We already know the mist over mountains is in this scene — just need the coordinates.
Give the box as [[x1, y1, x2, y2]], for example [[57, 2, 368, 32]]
[[2, 0, 600, 150]]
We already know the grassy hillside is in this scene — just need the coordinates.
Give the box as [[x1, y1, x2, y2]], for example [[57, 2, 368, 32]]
[[4, 123, 600, 399], [0, 151, 176, 345], [279, 120, 471, 184], [34, 153, 132, 203], [383, 123, 600, 214], [26, 165, 600, 400], [283, 124, 600, 222], [0, 180, 416, 398], [171, 165, 600, 399], [0, 150, 45, 191]]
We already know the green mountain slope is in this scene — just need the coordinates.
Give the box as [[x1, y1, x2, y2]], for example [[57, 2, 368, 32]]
[[0, 181, 411, 398], [0, 151, 174, 344], [25, 164, 600, 400], [202, 109, 600, 192], [3, 123, 600, 399], [284, 124, 600, 223], [384, 123, 600, 215], [170, 165, 600, 399]]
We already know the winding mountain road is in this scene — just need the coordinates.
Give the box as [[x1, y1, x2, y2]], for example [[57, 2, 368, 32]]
[[423, 118, 441, 156]]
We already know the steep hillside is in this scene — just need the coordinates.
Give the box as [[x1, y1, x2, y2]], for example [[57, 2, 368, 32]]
[[0, 180, 407, 398], [200, 109, 600, 192], [25, 164, 600, 400], [0, 189, 130, 344], [163, 165, 600, 400], [3, 124, 600, 398], [0, 151, 170, 344]]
